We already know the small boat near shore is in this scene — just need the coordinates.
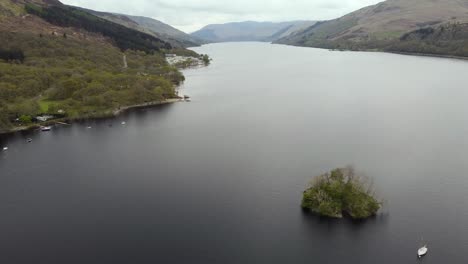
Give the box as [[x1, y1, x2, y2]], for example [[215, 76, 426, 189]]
[[2, 147, 8, 151], [40, 126, 52, 131], [27, 138, 32, 143], [183, 95, 191, 102]]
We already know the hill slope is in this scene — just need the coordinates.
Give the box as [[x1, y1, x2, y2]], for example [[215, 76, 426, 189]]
[[127, 15, 204, 47], [0, 0, 196, 133], [80, 8, 203, 48], [191, 21, 316, 42], [22, 1, 171, 52], [275, 0, 468, 57]]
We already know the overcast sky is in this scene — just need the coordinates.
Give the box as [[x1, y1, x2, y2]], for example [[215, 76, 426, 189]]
[[61, 0, 384, 33]]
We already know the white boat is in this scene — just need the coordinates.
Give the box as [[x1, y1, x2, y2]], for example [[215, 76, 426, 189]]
[[121, 122, 126, 125], [41, 126, 52, 131], [2, 147, 8, 151], [27, 138, 32, 143], [418, 245, 428, 258]]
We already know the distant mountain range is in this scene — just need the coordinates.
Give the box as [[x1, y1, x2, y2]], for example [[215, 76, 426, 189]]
[[80, 8, 204, 48], [191, 21, 316, 43], [275, 0, 468, 58]]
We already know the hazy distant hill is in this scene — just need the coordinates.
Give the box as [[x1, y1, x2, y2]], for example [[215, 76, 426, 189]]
[[81, 8, 204, 48], [191, 21, 316, 42], [275, 0, 468, 58]]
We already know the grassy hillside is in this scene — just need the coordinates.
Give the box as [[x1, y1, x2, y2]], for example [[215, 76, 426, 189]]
[[0, 0, 195, 133], [274, 21, 317, 39], [0, 1, 25, 17], [79, 8, 203, 48], [275, 0, 468, 57]]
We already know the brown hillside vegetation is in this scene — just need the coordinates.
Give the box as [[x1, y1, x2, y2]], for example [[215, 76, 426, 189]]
[[0, 11, 108, 44], [275, 0, 468, 57]]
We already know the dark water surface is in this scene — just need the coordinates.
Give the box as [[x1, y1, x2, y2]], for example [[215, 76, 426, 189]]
[[1, 42, 468, 263]]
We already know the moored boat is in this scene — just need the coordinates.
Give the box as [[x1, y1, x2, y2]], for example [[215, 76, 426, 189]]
[[41, 126, 52, 131], [418, 245, 428, 258]]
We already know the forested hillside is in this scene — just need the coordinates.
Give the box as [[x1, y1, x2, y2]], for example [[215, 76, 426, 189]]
[[0, 0, 196, 133]]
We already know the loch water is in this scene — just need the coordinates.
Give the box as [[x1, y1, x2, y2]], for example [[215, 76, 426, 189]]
[[1, 42, 468, 263]]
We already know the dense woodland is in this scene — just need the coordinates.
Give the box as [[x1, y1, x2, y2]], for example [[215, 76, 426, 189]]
[[0, 31, 185, 133], [302, 167, 381, 219], [0, 0, 210, 133]]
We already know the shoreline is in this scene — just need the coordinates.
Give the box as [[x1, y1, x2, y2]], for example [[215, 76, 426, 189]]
[[275, 42, 468, 61], [385, 51, 468, 61], [112, 98, 184, 115], [0, 98, 184, 136]]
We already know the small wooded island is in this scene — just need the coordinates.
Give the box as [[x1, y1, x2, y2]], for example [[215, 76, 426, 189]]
[[302, 167, 381, 219]]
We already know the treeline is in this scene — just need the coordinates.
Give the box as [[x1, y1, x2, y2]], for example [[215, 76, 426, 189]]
[[0, 31, 184, 131], [24, 3, 171, 53], [0, 49, 25, 63], [302, 167, 381, 219]]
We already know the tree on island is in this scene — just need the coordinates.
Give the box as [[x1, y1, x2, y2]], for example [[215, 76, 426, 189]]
[[302, 166, 381, 219], [200, 54, 211, 65]]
